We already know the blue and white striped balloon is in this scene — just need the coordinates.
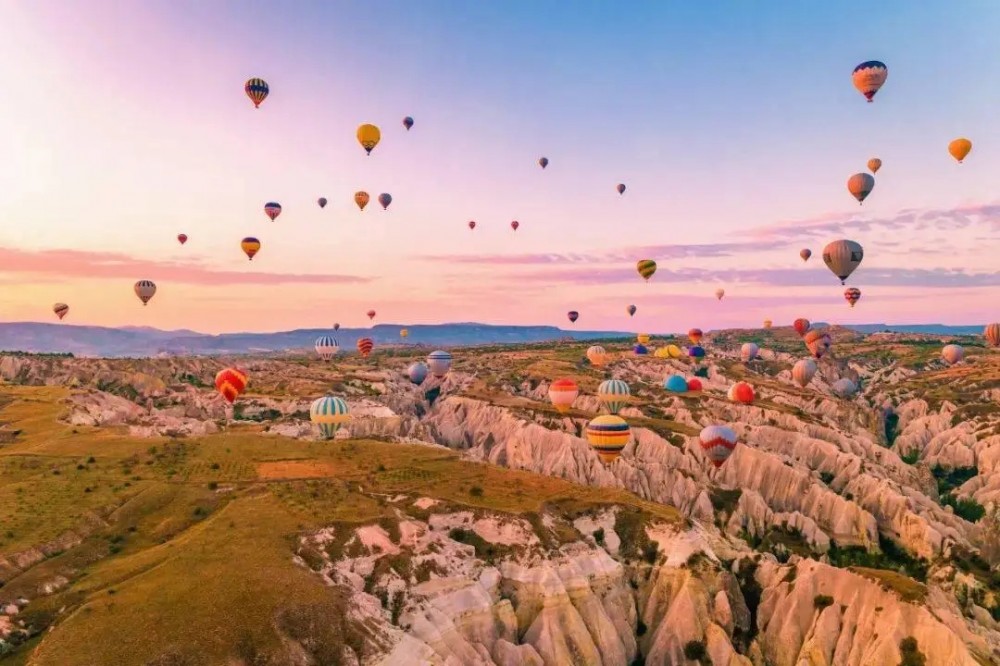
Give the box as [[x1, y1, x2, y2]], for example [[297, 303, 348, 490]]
[[427, 350, 453, 378], [315, 336, 340, 361], [309, 396, 350, 440], [597, 379, 631, 415], [407, 362, 428, 385]]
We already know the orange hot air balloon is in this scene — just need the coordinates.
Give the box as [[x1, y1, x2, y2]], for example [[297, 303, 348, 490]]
[[728, 381, 755, 405], [241, 237, 261, 260], [688, 328, 703, 344], [548, 379, 579, 414], [985, 323, 1000, 347], [804, 328, 832, 359], [215, 367, 248, 404], [357, 337, 374, 358], [354, 191, 370, 211], [793, 318, 811, 336], [949, 138, 972, 163]]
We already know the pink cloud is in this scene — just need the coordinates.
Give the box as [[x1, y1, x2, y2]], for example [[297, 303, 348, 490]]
[[420, 242, 779, 265], [0, 248, 374, 285]]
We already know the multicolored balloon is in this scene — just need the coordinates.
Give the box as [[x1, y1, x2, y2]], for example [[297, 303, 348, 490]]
[[949, 138, 972, 164], [586, 415, 630, 464], [357, 123, 381, 155], [852, 60, 887, 102], [597, 379, 630, 415], [587, 345, 608, 367], [804, 328, 832, 359], [315, 336, 340, 361], [637, 260, 657, 281], [53, 303, 69, 320], [134, 280, 156, 306], [264, 202, 282, 221], [868, 158, 882, 174], [357, 337, 374, 358], [844, 287, 861, 308], [548, 378, 579, 413], [823, 240, 864, 284], [800, 249, 812, 262], [699, 424, 738, 468], [355, 191, 370, 211], [740, 342, 759, 362], [792, 358, 817, 388], [407, 362, 428, 385], [793, 318, 811, 337], [215, 367, 248, 404], [310, 396, 350, 439], [942, 344, 965, 365], [985, 323, 1000, 347], [402, 116, 414, 131], [378, 193, 392, 210], [688, 328, 703, 344], [847, 173, 875, 204], [177, 234, 188, 245], [244, 77, 269, 108], [426, 350, 453, 378], [567, 311, 579, 323], [241, 237, 261, 260]]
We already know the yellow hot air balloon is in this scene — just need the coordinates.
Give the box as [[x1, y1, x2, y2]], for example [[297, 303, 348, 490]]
[[357, 124, 381, 155], [949, 138, 972, 163], [586, 415, 630, 464], [763, 319, 772, 329], [666, 344, 682, 358], [400, 328, 409, 339], [867, 158, 882, 174], [654, 347, 671, 358], [637, 333, 651, 345], [241, 237, 261, 261], [354, 191, 370, 211]]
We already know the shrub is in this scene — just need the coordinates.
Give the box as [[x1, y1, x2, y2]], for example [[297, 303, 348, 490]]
[[819, 472, 835, 485], [941, 494, 985, 522], [469, 485, 484, 497], [898, 636, 926, 666], [813, 594, 834, 609], [593, 528, 605, 545], [683, 640, 706, 660]]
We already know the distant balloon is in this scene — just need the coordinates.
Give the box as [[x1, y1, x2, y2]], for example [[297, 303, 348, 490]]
[[315, 336, 340, 361], [356, 337, 374, 358], [654, 347, 671, 359], [53, 303, 69, 320], [637, 260, 657, 281], [402, 116, 414, 131], [511, 220, 519, 231], [367, 310, 376, 322], [666, 344, 683, 359], [832, 378, 858, 398], [949, 138, 972, 164], [637, 333, 650, 345], [333, 323, 340, 331], [378, 193, 393, 210], [793, 318, 811, 337], [844, 287, 861, 308], [317, 197, 328, 209], [617, 183, 626, 195], [688, 345, 706, 362], [985, 323, 1000, 348], [633, 344, 648, 355], [134, 280, 156, 306], [538, 157, 549, 169], [942, 344, 965, 365], [468, 220, 476, 230], [823, 240, 864, 284], [357, 123, 381, 155], [664, 375, 688, 393], [407, 362, 428, 385], [310, 396, 351, 439], [215, 367, 248, 404], [686, 378, 703, 393], [264, 202, 282, 221], [586, 415, 630, 464], [792, 358, 817, 388], [740, 342, 759, 362], [688, 328, 703, 344], [177, 234, 188, 245], [354, 191, 370, 211], [567, 311, 579, 323], [763, 319, 772, 329], [400, 328, 409, 339], [852, 60, 888, 102], [587, 345, 608, 367], [847, 173, 875, 204], [597, 379, 630, 415], [867, 158, 882, 174], [699, 424, 738, 468], [729, 381, 755, 405], [241, 237, 261, 260], [244, 77, 269, 108], [715, 288, 725, 301], [427, 350, 453, 378], [800, 249, 812, 262], [627, 304, 637, 317], [548, 378, 579, 414], [804, 328, 832, 359]]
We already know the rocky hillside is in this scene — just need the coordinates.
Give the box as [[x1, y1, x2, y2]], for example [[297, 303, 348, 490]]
[[0, 325, 998, 664]]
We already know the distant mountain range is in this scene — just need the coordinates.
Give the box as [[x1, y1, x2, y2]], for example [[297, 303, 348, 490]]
[[0, 321, 985, 358]]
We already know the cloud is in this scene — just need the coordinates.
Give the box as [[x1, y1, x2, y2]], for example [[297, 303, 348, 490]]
[[0, 248, 374, 285], [420, 241, 776, 265]]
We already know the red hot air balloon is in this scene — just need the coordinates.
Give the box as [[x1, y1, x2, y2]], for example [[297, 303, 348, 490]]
[[793, 318, 811, 336], [844, 287, 861, 308], [729, 381, 756, 405], [511, 220, 519, 231], [366, 310, 376, 322], [177, 234, 188, 245], [567, 311, 579, 323], [357, 337, 374, 358], [686, 378, 703, 392], [215, 367, 248, 404], [468, 220, 476, 230], [699, 425, 738, 468]]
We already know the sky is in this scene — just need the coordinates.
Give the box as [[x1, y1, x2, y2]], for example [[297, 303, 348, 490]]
[[1, 1, 999, 334]]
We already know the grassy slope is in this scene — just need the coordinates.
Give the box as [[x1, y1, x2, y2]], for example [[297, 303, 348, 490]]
[[0, 385, 680, 665]]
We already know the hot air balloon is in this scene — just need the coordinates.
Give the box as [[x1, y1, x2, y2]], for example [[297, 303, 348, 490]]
[[241, 237, 261, 260], [868, 158, 882, 174], [729, 381, 755, 405], [264, 202, 282, 221], [317, 197, 328, 208], [804, 328, 832, 359], [633, 344, 648, 355], [637, 260, 657, 281], [333, 323, 340, 332], [740, 342, 759, 362], [823, 240, 864, 284], [400, 329, 409, 339], [688, 346, 706, 363], [597, 379, 630, 415], [792, 359, 817, 388], [315, 336, 340, 360], [378, 193, 392, 210], [177, 234, 188, 245], [844, 287, 861, 308], [538, 157, 549, 169], [985, 323, 1000, 347], [617, 183, 626, 195], [763, 319, 773, 329], [567, 311, 579, 324], [357, 337, 374, 358], [134, 280, 156, 306], [847, 173, 875, 204], [700, 425, 738, 468], [367, 310, 376, 322], [511, 220, 519, 231], [852, 60, 888, 102], [407, 362, 428, 385], [637, 333, 650, 345], [355, 191, 370, 211], [800, 249, 812, 262], [942, 344, 965, 365], [215, 367, 248, 404], [402, 116, 414, 131], [627, 304, 637, 317], [949, 138, 972, 163], [793, 318, 811, 336], [664, 375, 688, 393], [688, 328, 703, 344], [310, 396, 351, 439], [654, 347, 671, 359], [53, 303, 69, 320], [831, 378, 858, 398], [357, 123, 381, 155], [468, 220, 476, 230], [666, 345, 683, 358], [427, 350, 453, 377], [715, 288, 725, 301], [686, 378, 703, 393], [244, 77, 269, 108], [587, 345, 608, 367], [548, 378, 579, 413], [586, 415, 630, 464]]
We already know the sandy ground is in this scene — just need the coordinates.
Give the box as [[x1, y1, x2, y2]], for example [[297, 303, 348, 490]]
[[257, 460, 338, 479]]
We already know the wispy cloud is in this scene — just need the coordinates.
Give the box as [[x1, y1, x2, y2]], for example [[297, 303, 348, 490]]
[[420, 241, 777, 265], [0, 248, 374, 285]]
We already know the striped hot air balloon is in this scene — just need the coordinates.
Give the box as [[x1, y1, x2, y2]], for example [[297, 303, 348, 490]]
[[357, 338, 374, 358], [53, 303, 69, 320], [637, 259, 657, 281], [852, 60, 887, 102], [792, 358, 817, 388], [699, 425, 738, 468], [355, 191, 370, 211], [215, 367, 248, 404], [310, 396, 351, 440], [844, 287, 861, 307], [548, 378, 579, 413], [264, 202, 282, 221], [241, 237, 261, 260], [244, 77, 269, 108], [427, 350, 453, 377], [134, 280, 156, 306], [740, 343, 759, 362], [315, 336, 340, 361], [985, 323, 1000, 347], [597, 379, 630, 415], [587, 345, 608, 367], [586, 415, 630, 464]]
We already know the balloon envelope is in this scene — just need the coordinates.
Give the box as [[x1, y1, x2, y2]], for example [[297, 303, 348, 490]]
[[627, 304, 637, 317], [378, 193, 392, 209], [244, 77, 269, 108], [567, 311, 579, 323], [844, 287, 861, 307], [427, 350, 453, 377], [315, 336, 340, 360], [664, 375, 688, 393], [402, 116, 414, 130], [793, 318, 811, 336], [241, 237, 261, 260], [407, 362, 428, 385], [354, 191, 370, 210], [729, 381, 755, 405], [548, 379, 579, 413], [356, 337, 374, 358], [852, 60, 888, 102], [985, 323, 1000, 347], [832, 378, 858, 398], [177, 234, 188, 245], [740, 342, 759, 362], [587, 345, 608, 367], [215, 367, 248, 404], [586, 415, 630, 464], [800, 248, 812, 262], [538, 157, 549, 169], [317, 197, 328, 208], [686, 378, 703, 392], [867, 158, 882, 174], [264, 202, 282, 221], [637, 260, 657, 281], [617, 183, 626, 194], [53, 303, 69, 320], [700, 425, 738, 468], [792, 358, 817, 387], [949, 138, 972, 163], [310, 396, 351, 439], [597, 379, 630, 415], [942, 344, 965, 365], [357, 123, 381, 154], [633, 344, 648, 355], [823, 240, 864, 284], [134, 280, 156, 305], [847, 173, 875, 204]]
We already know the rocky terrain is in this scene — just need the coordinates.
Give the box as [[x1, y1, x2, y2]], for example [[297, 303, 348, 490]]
[[0, 325, 998, 665]]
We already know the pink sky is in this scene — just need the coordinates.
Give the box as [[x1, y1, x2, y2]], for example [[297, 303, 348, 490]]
[[1, 3, 998, 333]]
